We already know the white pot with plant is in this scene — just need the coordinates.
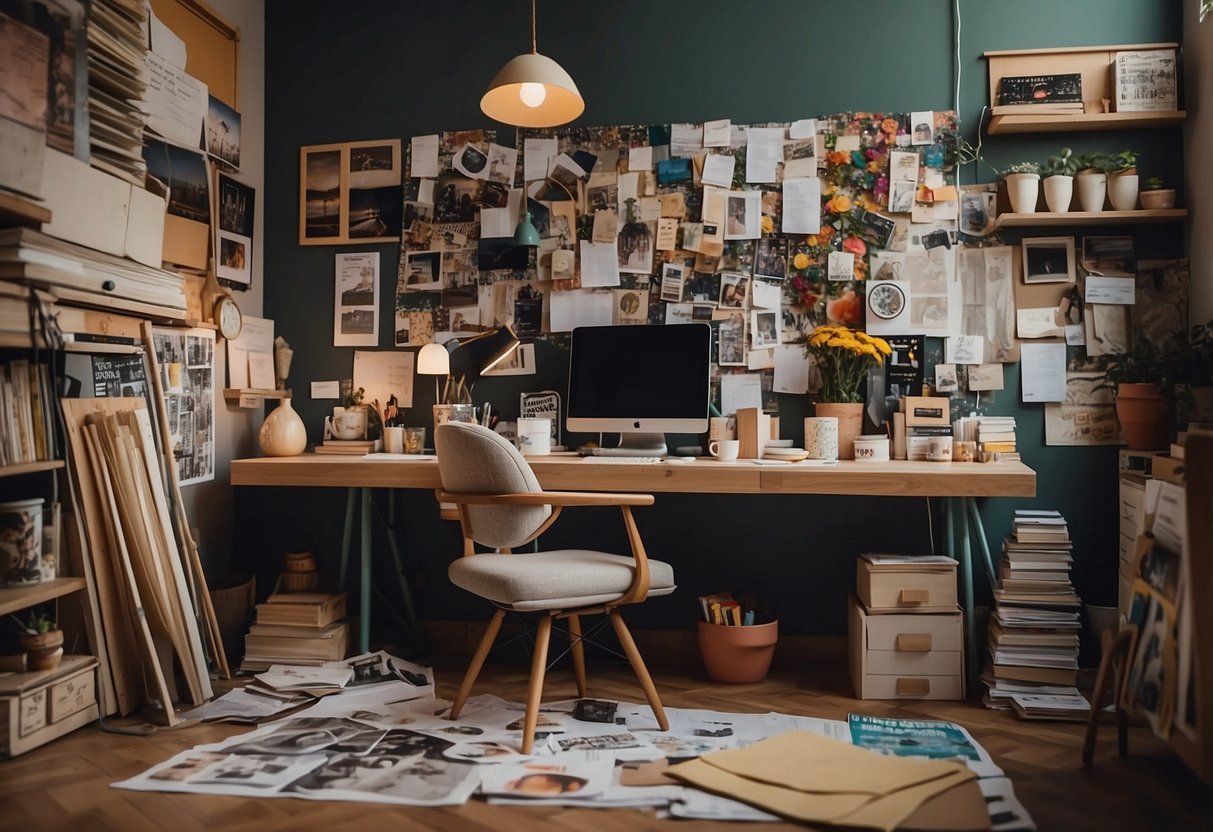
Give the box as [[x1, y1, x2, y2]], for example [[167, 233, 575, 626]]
[[1075, 153, 1109, 212], [1002, 162, 1041, 214], [1107, 150, 1140, 211], [1041, 147, 1077, 213], [1139, 176, 1176, 210]]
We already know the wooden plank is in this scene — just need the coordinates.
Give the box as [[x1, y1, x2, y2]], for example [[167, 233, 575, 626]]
[[983, 42, 1179, 58], [995, 209, 1187, 228], [987, 111, 1186, 135], [60, 398, 143, 716], [0, 460, 64, 480], [0, 578, 85, 617], [0, 191, 51, 226]]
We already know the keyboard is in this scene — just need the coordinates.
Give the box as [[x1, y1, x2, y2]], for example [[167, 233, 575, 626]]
[[580, 456, 664, 464]]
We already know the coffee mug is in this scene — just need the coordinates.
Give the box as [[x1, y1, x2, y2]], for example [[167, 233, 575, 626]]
[[383, 426, 404, 454], [927, 435, 954, 462], [803, 417, 839, 460], [708, 439, 740, 462], [325, 407, 367, 441], [517, 417, 551, 455]]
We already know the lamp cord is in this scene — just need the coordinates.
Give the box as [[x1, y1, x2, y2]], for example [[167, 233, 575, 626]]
[[530, 0, 537, 53]]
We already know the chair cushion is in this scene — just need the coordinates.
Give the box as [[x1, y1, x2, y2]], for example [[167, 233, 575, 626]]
[[448, 550, 676, 612]]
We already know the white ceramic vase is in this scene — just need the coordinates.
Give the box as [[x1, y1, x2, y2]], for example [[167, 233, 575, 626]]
[[1043, 175, 1073, 213], [260, 397, 307, 456], [1108, 173, 1139, 211], [1004, 173, 1040, 214], [1076, 172, 1107, 212]]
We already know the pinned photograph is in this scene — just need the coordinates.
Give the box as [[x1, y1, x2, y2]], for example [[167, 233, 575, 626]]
[[935, 363, 959, 393], [827, 250, 855, 281], [718, 272, 748, 308], [1081, 236, 1135, 276], [911, 111, 935, 145], [453, 142, 490, 179], [1022, 236, 1076, 284], [145, 139, 211, 225], [205, 95, 241, 169], [404, 250, 443, 290], [216, 174, 254, 287], [617, 219, 654, 274], [486, 143, 518, 185], [724, 191, 761, 240], [334, 251, 379, 347], [751, 310, 779, 348], [960, 186, 997, 237], [660, 263, 686, 302], [713, 308, 746, 366], [753, 238, 787, 280], [888, 180, 916, 213], [435, 174, 482, 222]]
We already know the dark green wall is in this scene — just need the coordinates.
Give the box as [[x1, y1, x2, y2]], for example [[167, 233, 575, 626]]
[[254, 0, 1184, 638]]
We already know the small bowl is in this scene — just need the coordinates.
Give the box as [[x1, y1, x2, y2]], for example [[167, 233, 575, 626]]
[[767, 439, 794, 448]]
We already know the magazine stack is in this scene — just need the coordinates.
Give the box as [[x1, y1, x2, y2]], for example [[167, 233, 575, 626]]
[[984, 509, 1091, 720]]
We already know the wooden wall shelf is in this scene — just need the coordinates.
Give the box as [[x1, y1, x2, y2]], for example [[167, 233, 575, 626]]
[[987, 110, 1185, 135], [995, 208, 1187, 228], [0, 192, 51, 228], [0, 460, 65, 480], [0, 578, 86, 617], [223, 388, 289, 409]]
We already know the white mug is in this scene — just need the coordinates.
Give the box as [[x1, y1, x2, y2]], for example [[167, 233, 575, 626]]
[[517, 417, 551, 455], [708, 439, 740, 462], [803, 417, 839, 460], [325, 407, 367, 440], [383, 426, 404, 454], [927, 435, 954, 462]]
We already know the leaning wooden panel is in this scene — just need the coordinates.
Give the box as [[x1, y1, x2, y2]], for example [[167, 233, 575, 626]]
[[60, 398, 145, 716]]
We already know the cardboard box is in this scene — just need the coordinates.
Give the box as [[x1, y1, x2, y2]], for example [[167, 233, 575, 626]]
[[904, 396, 950, 427], [857, 557, 958, 612], [40, 149, 167, 269], [736, 407, 771, 459], [848, 596, 964, 700]]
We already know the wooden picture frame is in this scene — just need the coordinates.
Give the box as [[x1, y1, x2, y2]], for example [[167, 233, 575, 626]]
[[1021, 236, 1076, 284], [299, 139, 402, 246]]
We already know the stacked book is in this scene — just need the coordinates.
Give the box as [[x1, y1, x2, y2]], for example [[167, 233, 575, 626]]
[[85, 0, 149, 185], [313, 439, 379, 455], [241, 591, 350, 672], [0, 358, 57, 465], [984, 509, 1090, 719], [977, 416, 1017, 462]]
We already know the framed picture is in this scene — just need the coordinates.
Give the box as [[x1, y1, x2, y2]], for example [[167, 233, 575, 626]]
[[299, 139, 402, 245], [1081, 236, 1136, 277], [1021, 236, 1076, 284]]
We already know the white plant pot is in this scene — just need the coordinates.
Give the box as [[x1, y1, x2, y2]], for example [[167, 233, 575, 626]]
[[1043, 175, 1074, 213], [1005, 173, 1040, 214], [1076, 172, 1107, 212], [1108, 173, 1139, 211]]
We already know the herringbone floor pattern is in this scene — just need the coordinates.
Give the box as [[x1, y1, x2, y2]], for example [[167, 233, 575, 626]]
[[1, 660, 1210, 831]]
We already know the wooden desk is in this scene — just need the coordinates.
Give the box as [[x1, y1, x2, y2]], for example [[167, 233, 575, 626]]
[[232, 455, 1036, 680]]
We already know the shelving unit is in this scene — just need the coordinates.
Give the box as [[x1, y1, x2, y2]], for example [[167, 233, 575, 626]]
[[995, 208, 1187, 228], [0, 460, 64, 480], [983, 42, 1182, 136], [224, 388, 289, 409], [0, 578, 87, 618]]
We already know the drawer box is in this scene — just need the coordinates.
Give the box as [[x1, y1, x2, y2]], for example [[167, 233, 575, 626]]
[[1119, 485, 1146, 540], [849, 595, 965, 700], [0, 656, 98, 758], [857, 557, 957, 612]]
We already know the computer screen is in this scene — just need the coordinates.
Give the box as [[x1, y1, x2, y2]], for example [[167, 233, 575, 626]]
[[567, 323, 711, 455]]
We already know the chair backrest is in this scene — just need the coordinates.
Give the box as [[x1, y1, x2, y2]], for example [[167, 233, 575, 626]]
[[435, 422, 552, 550]]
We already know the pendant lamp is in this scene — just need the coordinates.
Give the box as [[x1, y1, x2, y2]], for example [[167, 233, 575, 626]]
[[480, 0, 584, 128]]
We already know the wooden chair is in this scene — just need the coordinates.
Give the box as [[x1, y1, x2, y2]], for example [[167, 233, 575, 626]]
[[434, 421, 673, 753]]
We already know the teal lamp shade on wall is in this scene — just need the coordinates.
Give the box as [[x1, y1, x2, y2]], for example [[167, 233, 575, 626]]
[[480, 1, 583, 128], [513, 210, 541, 247]]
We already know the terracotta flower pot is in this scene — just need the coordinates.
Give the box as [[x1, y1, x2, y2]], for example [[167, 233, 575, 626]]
[[1139, 189, 1176, 210], [697, 619, 778, 683], [21, 629, 64, 671], [815, 402, 864, 461], [1115, 383, 1170, 450]]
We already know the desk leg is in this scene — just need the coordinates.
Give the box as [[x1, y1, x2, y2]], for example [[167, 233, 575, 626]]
[[966, 496, 997, 586], [383, 491, 419, 634], [957, 497, 978, 694], [338, 487, 357, 589], [360, 486, 372, 654]]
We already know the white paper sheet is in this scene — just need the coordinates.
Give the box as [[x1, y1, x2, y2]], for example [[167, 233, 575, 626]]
[[1020, 342, 1067, 403], [628, 146, 652, 171], [353, 349, 415, 410], [788, 118, 817, 139], [749, 278, 781, 310], [781, 177, 821, 234], [523, 137, 558, 182], [745, 127, 783, 183], [670, 123, 703, 157], [144, 51, 207, 148], [578, 241, 621, 287], [701, 154, 735, 188], [946, 335, 984, 365], [148, 6, 187, 68], [720, 373, 762, 417], [549, 289, 613, 332], [1084, 275, 1135, 304], [248, 353, 275, 389], [703, 119, 731, 147], [311, 380, 340, 399], [773, 344, 810, 394], [410, 134, 439, 177], [480, 189, 522, 239]]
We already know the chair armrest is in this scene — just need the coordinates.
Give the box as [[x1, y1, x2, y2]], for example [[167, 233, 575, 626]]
[[437, 490, 655, 507]]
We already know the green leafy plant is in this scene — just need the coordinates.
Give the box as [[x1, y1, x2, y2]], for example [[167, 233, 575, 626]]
[[1097, 335, 1186, 392], [1109, 150, 1139, 173], [1001, 161, 1040, 177], [1042, 147, 1078, 177], [1184, 320, 1213, 387], [1144, 176, 1166, 191], [343, 386, 365, 408], [21, 612, 56, 635], [1076, 152, 1115, 174]]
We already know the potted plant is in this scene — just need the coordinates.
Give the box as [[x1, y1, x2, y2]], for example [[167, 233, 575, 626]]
[[19, 611, 64, 671], [1041, 147, 1078, 213], [1139, 176, 1176, 210], [1002, 162, 1041, 214], [1098, 335, 1181, 450], [803, 325, 891, 459], [1075, 152, 1112, 212], [1107, 150, 1140, 211]]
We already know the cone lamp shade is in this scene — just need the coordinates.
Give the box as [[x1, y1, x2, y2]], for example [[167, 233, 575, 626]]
[[480, 1, 583, 128]]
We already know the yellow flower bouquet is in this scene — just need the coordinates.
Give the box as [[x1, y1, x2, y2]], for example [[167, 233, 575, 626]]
[[804, 324, 892, 403]]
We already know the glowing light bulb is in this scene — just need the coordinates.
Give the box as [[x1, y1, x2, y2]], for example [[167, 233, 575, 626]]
[[519, 83, 546, 108]]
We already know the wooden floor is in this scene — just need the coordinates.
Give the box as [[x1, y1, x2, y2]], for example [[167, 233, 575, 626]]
[[1, 659, 1210, 831]]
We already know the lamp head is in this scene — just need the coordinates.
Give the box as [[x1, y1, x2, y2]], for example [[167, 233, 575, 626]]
[[443, 325, 521, 402]]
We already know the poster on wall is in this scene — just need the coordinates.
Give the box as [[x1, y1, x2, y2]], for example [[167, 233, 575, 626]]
[[216, 173, 255, 288], [334, 252, 379, 347], [299, 139, 402, 245], [151, 326, 216, 487]]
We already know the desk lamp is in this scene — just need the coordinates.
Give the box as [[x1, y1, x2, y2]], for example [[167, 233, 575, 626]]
[[441, 324, 520, 404], [417, 342, 450, 402]]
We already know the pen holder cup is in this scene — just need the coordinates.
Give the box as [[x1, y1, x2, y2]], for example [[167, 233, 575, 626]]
[[697, 619, 778, 683]]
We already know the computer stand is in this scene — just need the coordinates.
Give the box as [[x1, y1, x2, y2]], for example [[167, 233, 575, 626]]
[[590, 433, 668, 457]]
